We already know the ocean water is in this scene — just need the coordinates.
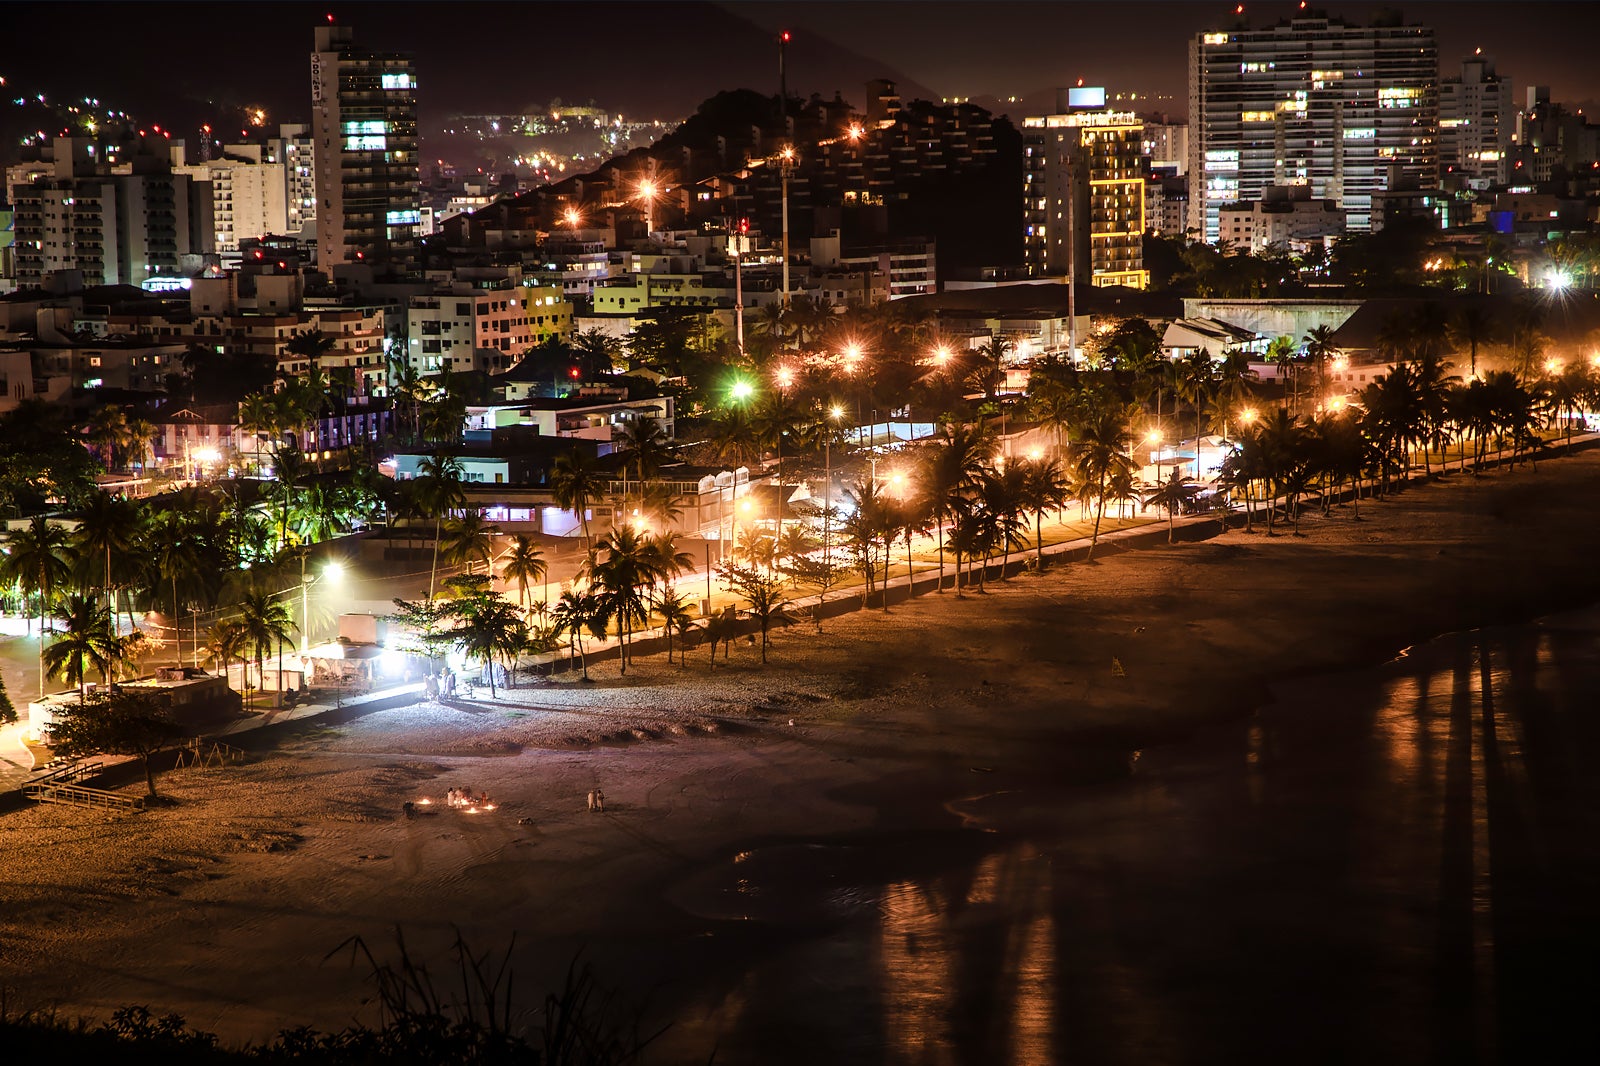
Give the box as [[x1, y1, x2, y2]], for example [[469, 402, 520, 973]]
[[656, 607, 1600, 1064]]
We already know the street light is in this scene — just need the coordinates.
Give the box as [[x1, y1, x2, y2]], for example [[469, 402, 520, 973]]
[[824, 405, 843, 582], [563, 206, 582, 229], [636, 178, 660, 235], [778, 146, 796, 308], [301, 558, 345, 655], [730, 379, 755, 402]]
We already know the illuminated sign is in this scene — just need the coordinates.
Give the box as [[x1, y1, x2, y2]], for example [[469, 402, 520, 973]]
[[1069, 86, 1106, 109]]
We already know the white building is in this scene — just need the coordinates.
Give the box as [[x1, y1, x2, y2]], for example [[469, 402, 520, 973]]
[[11, 137, 213, 288], [1439, 53, 1514, 184], [1217, 184, 1346, 253], [1187, 13, 1438, 241], [407, 271, 573, 375]]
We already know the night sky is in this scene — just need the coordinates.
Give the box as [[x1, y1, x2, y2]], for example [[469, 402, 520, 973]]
[[4, 1, 1598, 160]]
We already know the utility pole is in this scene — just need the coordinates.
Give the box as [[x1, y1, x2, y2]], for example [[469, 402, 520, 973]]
[[779, 147, 794, 309], [732, 218, 747, 358]]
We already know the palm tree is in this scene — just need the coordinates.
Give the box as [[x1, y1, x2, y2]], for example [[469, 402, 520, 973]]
[[269, 444, 309, 551], [590, 525, 675, 673], [499, 535, 549, 609], [2, 516, 77, 698], [85, 405, 129, 472], [440, 512, 500, 576], [415, 452, 466, 599], [73, 491, 142, 616], [1143, 469, 1200, 544], [614, 416, 671, 503], [1177, 348, 1217, 470], [44, 594, 121, 697], [977, 463, 1029, 581], [551, 449, 605, 548], [291, 481, 352, 545], [719, 563, 790, 663], [551, 589, 605, 681], [1302, 324, 1339, 414], [919, 422, 992, 591], [238, 391, 285, 476], [1265, 335, 1298, 412], [1017, 456, 1069, 568], [236, 586, 295, 705], [652, 586, 694, 666], [1070, 405, 1134, 561], [123, 417, 157, 474], [206, 619, 250, 694], [1450, 302, 1496, 379], [144, 508, 207, 641], [448, 587, 521, 698]]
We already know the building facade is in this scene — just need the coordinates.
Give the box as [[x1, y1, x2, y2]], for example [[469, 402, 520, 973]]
[[1439, 54, 1514, 184], [1187, 13, 1438, 241], [1023, 89, 1149, 288], [1217, 183, 1346, 252], [311, 24, 422, 272], [11, 137, 213, 288]]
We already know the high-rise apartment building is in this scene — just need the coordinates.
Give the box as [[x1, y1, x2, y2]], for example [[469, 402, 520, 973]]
[[11, 137, 212, 288], [1187, 12, 1438, 241], [181, 124, 318, 257], [1439, 53, 1513, 183], [1023, 88, 1148, 289], [311, 24, 421, 272]]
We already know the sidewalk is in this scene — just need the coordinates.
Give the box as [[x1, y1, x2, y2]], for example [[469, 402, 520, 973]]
[[2, 683, 425, 801]]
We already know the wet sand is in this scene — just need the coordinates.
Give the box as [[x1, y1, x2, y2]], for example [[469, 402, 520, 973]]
[[4, 453, 1600, 1061]]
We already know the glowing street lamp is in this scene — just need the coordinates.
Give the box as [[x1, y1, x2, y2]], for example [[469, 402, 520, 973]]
[[730, 379, 755, 403], [824, 404, 844, 579], [1545, 357, 1563, 375], [636, 178, 660, 234], [778, 145, 796, 307], [562, 206, 582, 229], [775, 367, 794, 391], [932, 344, 951, 366], [301, 558, 346, 668]]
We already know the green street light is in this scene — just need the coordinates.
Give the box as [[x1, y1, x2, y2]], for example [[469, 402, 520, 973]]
[[730, 380, 755, 402]]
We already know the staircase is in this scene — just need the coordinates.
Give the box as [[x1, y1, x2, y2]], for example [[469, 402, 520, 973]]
[[23, 780, 144, 812], [21, 761, 143, 812]]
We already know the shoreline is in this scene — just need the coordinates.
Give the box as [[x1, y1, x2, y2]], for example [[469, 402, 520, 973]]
[[4, 450, 1600, 1051]]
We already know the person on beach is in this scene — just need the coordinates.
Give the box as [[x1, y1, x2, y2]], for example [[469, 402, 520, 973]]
[[594, 788, 605, 812], [587, 789, 597, 812]]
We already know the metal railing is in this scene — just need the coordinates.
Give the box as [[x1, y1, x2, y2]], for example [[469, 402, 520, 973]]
[[22, 781, 143, 812]]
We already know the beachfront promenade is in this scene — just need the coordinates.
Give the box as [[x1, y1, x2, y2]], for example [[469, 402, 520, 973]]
[[4, 428, 1595, 799]]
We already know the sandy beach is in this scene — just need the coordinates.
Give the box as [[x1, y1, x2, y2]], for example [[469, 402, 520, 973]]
[[4, 450, 1600, 1059]]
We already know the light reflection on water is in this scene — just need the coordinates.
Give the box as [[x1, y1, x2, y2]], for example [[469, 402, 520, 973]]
[[659, 608, 1600, 1064]]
